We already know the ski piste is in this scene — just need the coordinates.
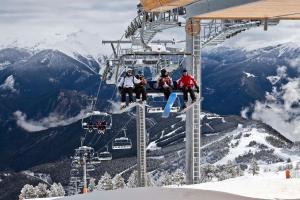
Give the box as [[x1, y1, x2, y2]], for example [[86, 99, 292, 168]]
[[162, 92, 177, 118], [180, 99, 199, 113]]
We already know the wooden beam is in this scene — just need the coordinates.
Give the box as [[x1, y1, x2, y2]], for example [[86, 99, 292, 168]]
[[140, 0, 193, 12], [194, 0, 300, 20]]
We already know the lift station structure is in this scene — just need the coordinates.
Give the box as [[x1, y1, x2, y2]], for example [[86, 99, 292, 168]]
[[101, 0, 300, 187]]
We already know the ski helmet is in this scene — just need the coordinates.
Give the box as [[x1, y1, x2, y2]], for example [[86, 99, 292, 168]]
[[161, 68, 167, 75]]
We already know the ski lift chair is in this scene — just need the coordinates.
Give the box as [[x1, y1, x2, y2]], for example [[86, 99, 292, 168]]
[[70, 169, 79, 176], [90, 156, 101, 165], [86, 164, 95, 172], [112, 129, 132, 150], [71, 160, 81, 168], [70, 177, 80, 183], [81, 111, 112, 134], [98, 146, 112, 161], [75, 146, 94, 159], [146, 80, 181, 113]]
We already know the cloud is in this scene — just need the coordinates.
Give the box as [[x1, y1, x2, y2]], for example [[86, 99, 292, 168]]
[[287, 57, 300, 72], [240, 107, 250, 119], [250, 66, 300, 141], [266, 66, 287, 85], [14, 110, 87, 132]]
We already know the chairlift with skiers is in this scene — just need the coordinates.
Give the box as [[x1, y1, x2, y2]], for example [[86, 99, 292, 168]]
[[81, 111, 112, 134]]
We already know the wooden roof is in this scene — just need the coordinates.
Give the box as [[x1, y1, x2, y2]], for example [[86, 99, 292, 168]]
[[195, 0, 300, 20], [140, 0, 193, 12], [141, 0, 300, 20]]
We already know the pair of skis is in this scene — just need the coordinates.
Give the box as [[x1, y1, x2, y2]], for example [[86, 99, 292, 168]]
[[162, 93, 199, 118]]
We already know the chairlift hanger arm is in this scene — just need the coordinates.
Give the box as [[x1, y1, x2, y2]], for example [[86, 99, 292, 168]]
[[120, 52, 193, 59], [102, 40, 132, 44]]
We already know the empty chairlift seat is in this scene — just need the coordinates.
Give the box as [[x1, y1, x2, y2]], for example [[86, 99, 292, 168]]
[[71, 160, 81, 168], [90, 155, 101, 164], [98, 146, 112, 161], [112, 129, 132, 150], [70, 169, 79, 176], [112, 137, 132, 150], [86, 164, 95, 172]]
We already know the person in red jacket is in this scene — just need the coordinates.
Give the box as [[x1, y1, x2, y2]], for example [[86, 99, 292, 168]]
[[177, 69, 199, 108]]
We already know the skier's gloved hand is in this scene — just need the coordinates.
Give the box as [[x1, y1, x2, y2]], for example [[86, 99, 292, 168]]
[[195, 85, 200, 93]]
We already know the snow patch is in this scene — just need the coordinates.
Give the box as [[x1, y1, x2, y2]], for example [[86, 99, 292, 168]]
[[176, 114, 186, 121], [0, 61, 11, 70], [147, 141, 161, 151], [0, 75, 17, 92], [243, 71, 256, 78]]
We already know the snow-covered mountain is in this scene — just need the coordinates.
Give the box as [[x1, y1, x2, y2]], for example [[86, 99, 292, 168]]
[[0, 30, 105, 63], [147, 112, 296, 180], [1, 42, 300, 200]]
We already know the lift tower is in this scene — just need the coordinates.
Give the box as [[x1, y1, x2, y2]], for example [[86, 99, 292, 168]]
[[185, 18, 201, 184], [102, 1, 281, 187], [136, 104, 147, 187]]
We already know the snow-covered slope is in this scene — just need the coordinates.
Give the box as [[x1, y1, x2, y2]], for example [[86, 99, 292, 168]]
[[180, 171, 300, 199], [58, 171, 300, 200], [148, 112, 296, 180], [58, 187, 264, 200]]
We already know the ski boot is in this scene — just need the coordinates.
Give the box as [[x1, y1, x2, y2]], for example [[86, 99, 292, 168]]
[[120, 102, 126, 110]]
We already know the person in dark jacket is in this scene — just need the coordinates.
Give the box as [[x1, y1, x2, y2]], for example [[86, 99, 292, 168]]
[[157, 68, 173, 100], [134, 72, 147, 103]]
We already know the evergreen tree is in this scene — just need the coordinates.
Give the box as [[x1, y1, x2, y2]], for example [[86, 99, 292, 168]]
[[201, 165, 217, 182], [19, 184, 37, 199], [173, 169, 185, 186], [127, 170, 139, 188], [56, 183, 65, 196], [35, 183, 49, 198], [159, 173, 173, 186], [248, 158, 260, 175], [147, 174, 154, 187], [49, 183, 59, 197], [113, 174, 126, 189], [88, 178, 96, 192], [97, 172, 113, 190], [49, 182, 65, 197]]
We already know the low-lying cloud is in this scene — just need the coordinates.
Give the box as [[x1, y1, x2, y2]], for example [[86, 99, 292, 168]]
[[249, 66, 300, 141], [14, 110, 87, 132]]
